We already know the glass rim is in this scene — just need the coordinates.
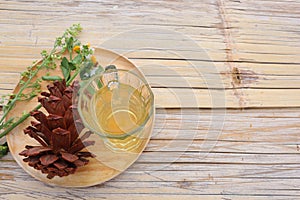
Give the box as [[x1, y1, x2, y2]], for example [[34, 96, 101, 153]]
[[77, 69, 155, 139]]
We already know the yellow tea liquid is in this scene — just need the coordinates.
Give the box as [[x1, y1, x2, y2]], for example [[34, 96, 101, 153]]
[[93, 83, 147, 137]]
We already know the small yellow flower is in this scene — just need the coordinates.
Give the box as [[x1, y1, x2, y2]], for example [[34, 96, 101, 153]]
[[86, 43, 90, 48], [91, 55, 97, 64], [73, 45, 80, 52]]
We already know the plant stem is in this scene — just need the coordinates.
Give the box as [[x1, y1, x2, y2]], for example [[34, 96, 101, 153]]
[[69, 51, 72, 61], [0, 117, 14, 129], [0, 98, 17, 125], [0, 55, 48, 124], [66, 69, 80, 86], [0, 104, 42, 138]]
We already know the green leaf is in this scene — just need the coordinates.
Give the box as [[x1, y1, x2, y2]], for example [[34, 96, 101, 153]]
[[96, 80, 103, 89], [55, 36, 63, 46], [61, 57, 69, 68], [42, 75, 63, 81], [68, 62, 76, 70], [0, 142, 8, 158], [68, 24, 82, 37], [67, 37, 74, 53], [41, 50, 48, 58], [61, 57, 70, 80], [72, 54, 82, 65]]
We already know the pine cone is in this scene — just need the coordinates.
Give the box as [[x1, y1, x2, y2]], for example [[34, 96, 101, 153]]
[[19, 80, 95, 179]]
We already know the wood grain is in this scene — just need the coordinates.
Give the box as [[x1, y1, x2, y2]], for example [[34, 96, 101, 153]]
[[0, 0, 299, 199], [1, 109, 300, 199]]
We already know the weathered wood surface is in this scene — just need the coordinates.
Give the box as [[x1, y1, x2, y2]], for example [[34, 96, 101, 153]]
[[0, 0, 300, 199]]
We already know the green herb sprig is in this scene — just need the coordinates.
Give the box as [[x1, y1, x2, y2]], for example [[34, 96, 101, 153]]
[[0, 24, 97, 158], [0, 142, 8, 158]]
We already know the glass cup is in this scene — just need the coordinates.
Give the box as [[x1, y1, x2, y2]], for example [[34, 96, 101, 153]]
[[77, 66, 154, 152]]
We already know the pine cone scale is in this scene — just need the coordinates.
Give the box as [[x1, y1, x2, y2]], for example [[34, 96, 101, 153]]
[[61, 152, 79, 163], [53, 160, 68, 170], [20, 146, 52, 157], [40, 154, 59, 166]]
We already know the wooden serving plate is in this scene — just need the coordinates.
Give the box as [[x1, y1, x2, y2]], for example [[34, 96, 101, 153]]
[[6, 48, 154, 187]]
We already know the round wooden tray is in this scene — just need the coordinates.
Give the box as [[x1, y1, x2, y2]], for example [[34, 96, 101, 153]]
[[6, 48, 154, 187]]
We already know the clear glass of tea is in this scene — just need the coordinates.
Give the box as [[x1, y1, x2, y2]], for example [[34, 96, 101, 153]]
[[77, 66, 154, 152]]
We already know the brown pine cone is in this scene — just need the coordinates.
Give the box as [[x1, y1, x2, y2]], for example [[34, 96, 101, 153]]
[[19, 80, 95, 179]]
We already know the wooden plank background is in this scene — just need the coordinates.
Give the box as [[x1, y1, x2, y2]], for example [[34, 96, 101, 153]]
[[0, 0, 300, 199]]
